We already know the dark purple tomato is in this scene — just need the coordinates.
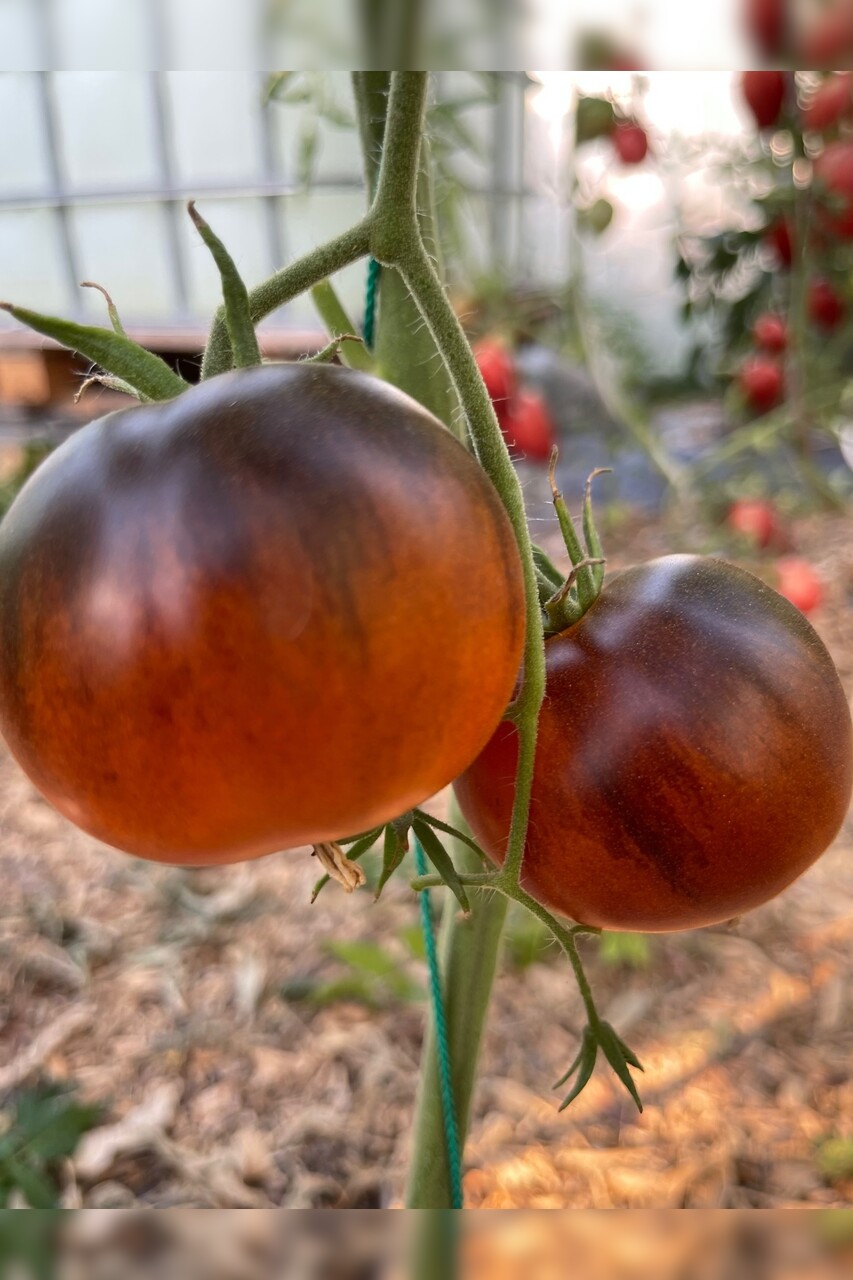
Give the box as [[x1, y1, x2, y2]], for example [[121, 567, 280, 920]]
[[455, 556, 852, 932], [0, 363, 525, 864]]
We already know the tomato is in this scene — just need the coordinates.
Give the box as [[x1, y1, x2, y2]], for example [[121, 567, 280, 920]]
[[808, 277, 846, 330], [501, 389, 557, 464], [752, 313, 787, 353], [613, 122, 648, 165], [740, 71, 786, 130], [739, 357, 784, 414], [802, 74, 853, 131], [776, 557, 824, 615], [455, 556, 853, 932], [474, 338, 516, 420], [727, 498, 779, 548], [743, 0, 786, 56], [764, 219, 793, 268], [799, 3, 853, 66], [0, 363, 525, 864], [814, 141, 853, 239]]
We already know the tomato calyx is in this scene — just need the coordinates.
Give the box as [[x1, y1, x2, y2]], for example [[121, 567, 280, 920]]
[[542, 458, 611, 635]]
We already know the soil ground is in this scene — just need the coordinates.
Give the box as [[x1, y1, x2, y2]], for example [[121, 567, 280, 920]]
[[1, 502, 852, 1210]]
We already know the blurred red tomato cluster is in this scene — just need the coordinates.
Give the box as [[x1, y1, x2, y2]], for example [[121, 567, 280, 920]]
[[473, 339, 557, 463]]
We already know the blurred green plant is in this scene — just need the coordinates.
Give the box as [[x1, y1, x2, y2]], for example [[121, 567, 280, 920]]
[[0, 1083, 100, 1210], [280, 932, 426, 1008], [0, 444, 54, 518]]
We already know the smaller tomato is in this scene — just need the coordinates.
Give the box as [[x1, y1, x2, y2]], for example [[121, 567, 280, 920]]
[[740, 70, 786, 130], [752, 313, 787, 353], [727, 498, 779, 549], [802, 73, 853, 131], [799, 3, 853, 66], [764, 219, 793, 268], [613, 122, 648, 165], [808, 277, 846, 330], [502, 389, 557, 464], [776, 557, 823, 615], [814, 141, 853, 239], [474, 338, 516, 418], [739, 357, 785, 414]]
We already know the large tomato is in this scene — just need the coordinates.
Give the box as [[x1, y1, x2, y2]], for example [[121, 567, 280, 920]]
[[0, 363, 525, 864], [455, 556, 852, 932]]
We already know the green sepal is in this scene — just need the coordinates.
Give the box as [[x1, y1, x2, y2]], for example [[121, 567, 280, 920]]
[[412, 809, 489, 864], [598, 1021, 644, 1113], [0, 302, 187, 402], [412, 819, 470, 914], [188, 202, 261, 371], [311, 280, 375, 372], [80, 280, 127, 335], [557, 1026, 598, 1110], [375, 823, 408, 900]]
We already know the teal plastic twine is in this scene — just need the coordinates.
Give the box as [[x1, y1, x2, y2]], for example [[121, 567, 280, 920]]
[[363, 257, 381, 350], [412, 832, 464, 1209]]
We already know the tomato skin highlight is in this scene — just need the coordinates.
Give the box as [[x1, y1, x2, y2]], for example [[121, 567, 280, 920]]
[[0, 363, 526, 865], [455, 555, 853, 933]]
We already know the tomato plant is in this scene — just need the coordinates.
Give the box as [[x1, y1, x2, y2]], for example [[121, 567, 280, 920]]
[[0, 363, 524, 863], [456, 555, 852, 932]]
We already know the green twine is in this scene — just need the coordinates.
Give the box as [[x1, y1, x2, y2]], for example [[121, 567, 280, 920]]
[[363, 257, 381, 349], [412, 832, 464, 1210]]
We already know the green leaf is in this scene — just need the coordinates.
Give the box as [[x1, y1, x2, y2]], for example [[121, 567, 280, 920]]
[[5, 1159, 57, 1209], [0, 303, 188, 402], [326, 938, 398, 977], [188, 203, 261, 371], [575, 96, 616, 145], [375, 824, 407, 900], [412, 810, 489, 864], [412, 820, 470, 914]]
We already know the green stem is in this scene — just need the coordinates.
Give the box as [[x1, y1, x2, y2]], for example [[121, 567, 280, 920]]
[[406, 821, 508, 1209], [201, 219, 372, 379], [310, 281, 374, 372]]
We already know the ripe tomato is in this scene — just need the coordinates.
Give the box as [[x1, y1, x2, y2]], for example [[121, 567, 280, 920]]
[[739, 357, 784, 414], [802, 73, 853, 131], [743, 0, 786, 56], [814, 141, 853, 239], [727, 498, 779, 548], [799, 3, 853, 66], [501, 389, 557, 464], [455, 556, 853, 932], [776, 557, 824, 615], [808, 277, 846, 330], [740, 71, 786, 130], [474, 338, 516, 419], [0, 364, 525, 864], [613, 122, 648, 165], [752, 313, 787, 353], [764, 219, 793, 268]]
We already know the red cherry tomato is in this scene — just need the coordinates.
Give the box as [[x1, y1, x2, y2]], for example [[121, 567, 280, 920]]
[[776, 557, 824, 615], [802, 73, 853, 131], [727, 498, 779, 549], [814, 141, 853, 239], [474, 338, 516, 418], [613, 123, 649, 165], [799, 3, 853, 66], [752, 313, 787, 353], [764, 219, 793, 268], [739, 357, 785, 414], [455, 556, 853, 931], [743, 0, 787, 57], [501, 389, 557, 464], [740, 70, 786, 129], [0, 364, 526, 864], [808, 277, 846, 330]]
